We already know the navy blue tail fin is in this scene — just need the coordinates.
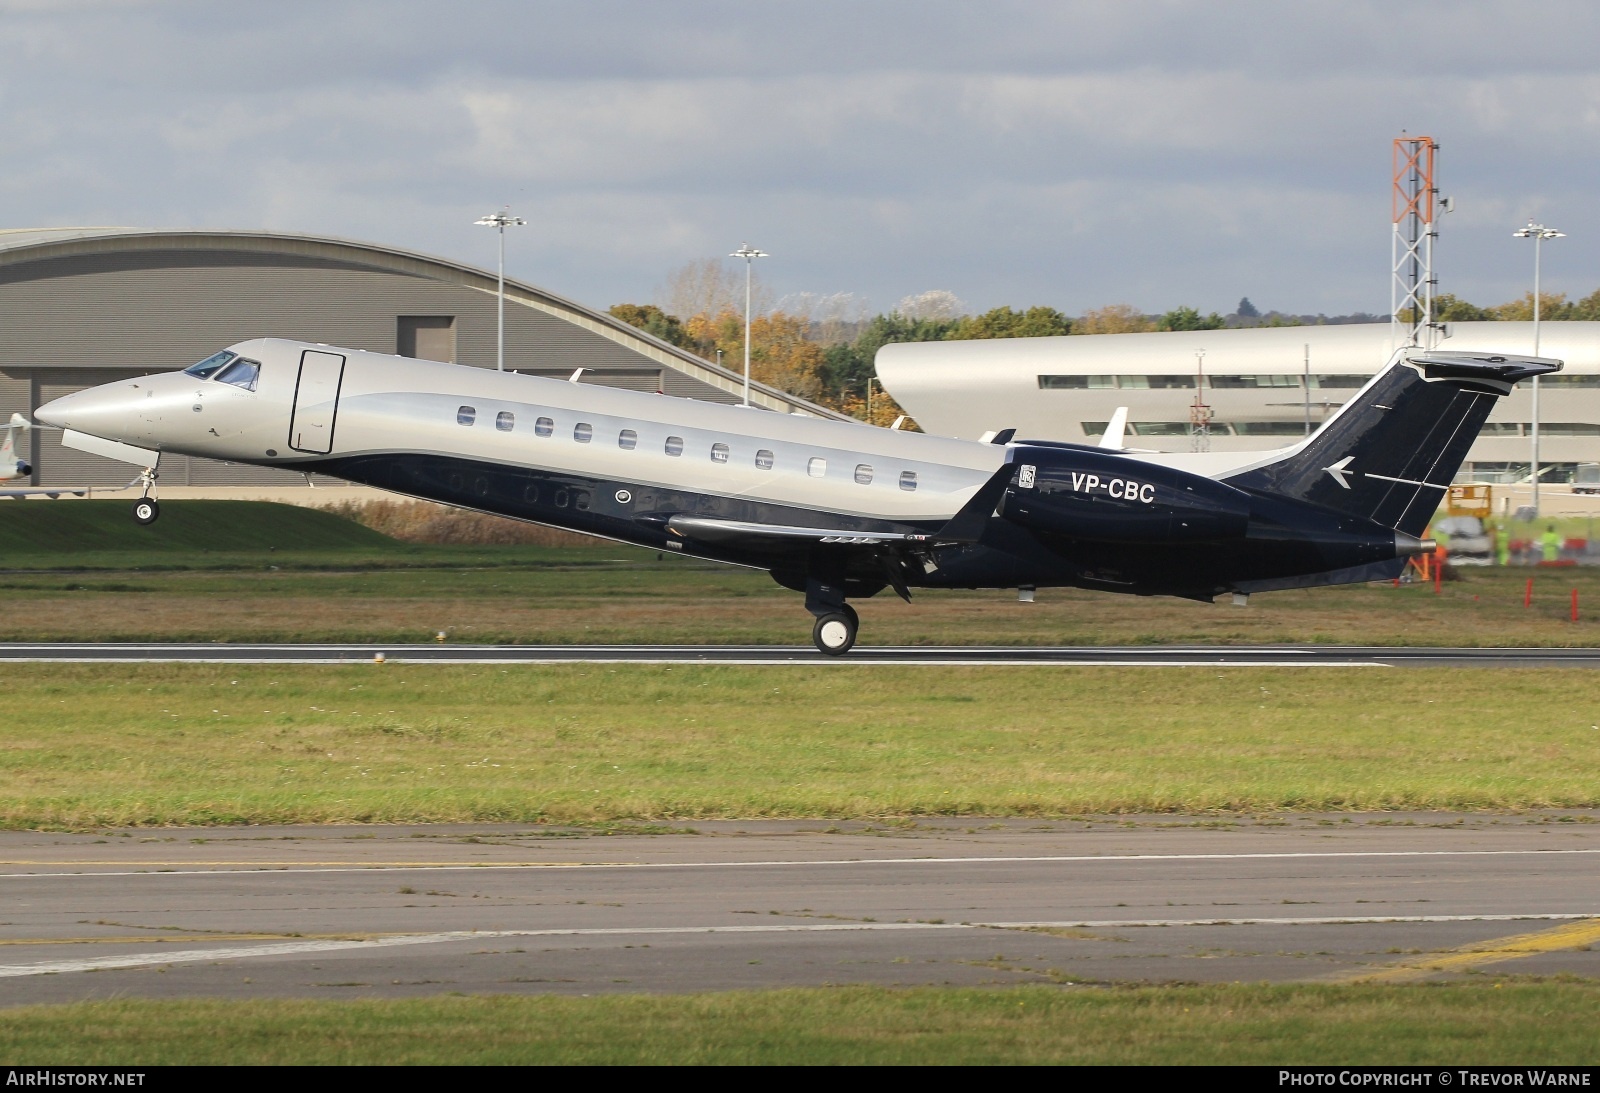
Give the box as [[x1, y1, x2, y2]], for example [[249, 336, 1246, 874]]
[[1225, 350, 1559, 536]]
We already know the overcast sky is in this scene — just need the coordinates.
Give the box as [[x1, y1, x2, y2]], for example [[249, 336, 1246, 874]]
[[3, 0, 1598, 318]]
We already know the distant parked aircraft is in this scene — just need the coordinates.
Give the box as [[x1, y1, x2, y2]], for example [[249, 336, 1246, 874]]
[[35, 341, 1556, 653], [0, 412, 94, 500]]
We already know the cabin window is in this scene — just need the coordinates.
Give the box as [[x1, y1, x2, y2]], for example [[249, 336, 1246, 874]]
[[457, 405, 476, 426], [755, 449, 774, 470], [854, 464, 873, 485], [665, 436, 684, 457], [574, 422, 593, 443], [535, 416, 554, 438], [523, 483, 539, 503], [574, 491, 591, 511], [496, 411, 514, 432], [711, 442, 730, 464], [554, 489, 569, 508], [619, 428, 638, 450], [899, 470, 918, 491], [216, 359, 260, 392], [807, 457, 827, 478]]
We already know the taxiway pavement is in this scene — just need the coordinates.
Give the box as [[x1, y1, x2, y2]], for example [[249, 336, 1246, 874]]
[[2, 815, 1596, 1005]]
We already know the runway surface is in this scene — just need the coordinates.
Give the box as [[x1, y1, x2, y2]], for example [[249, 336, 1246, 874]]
[[2, 815, 1596, 1005], [6, 642, 1600, 666]]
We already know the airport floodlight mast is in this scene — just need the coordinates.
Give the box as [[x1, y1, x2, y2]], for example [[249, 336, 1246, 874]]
[[475, 207, 526, 371], [1514, 220, 1565, 515], [730, 243, 768, 406], [1391, 136, 1440, 349]]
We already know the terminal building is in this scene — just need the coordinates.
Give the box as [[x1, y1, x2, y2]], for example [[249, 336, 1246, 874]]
[[0, 227, 838, 487], [877, 322, 1600, 483]]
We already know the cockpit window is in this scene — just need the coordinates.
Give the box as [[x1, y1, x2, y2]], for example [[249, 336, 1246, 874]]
[[215, 359, 260, 392], [184, 351, 236, 379]]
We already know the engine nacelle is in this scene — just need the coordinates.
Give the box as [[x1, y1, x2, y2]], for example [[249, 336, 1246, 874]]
[[999, 444, 1251, 544]]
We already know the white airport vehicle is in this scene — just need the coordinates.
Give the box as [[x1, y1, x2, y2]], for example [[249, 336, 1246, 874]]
[[34, 340, 1552, 653]]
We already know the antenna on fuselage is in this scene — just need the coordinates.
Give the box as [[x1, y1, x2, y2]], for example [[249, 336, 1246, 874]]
[[569, 368, 586, 383]]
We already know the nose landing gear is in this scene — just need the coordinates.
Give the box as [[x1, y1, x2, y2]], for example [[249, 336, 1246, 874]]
[[131, 464, 160, 525]]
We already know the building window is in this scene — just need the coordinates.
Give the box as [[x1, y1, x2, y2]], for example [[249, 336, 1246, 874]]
[[854, 464, 873, 485], [535, 416, 554, 437], [1038, 375, 1118, 390], [496, 411, 514, 432], [665, 436, 684, 457], [619, 429, 638, 450], [1209, 374, 1301, 389], [711, 442, 730, 464], [574, 422, 593, 443], [755, 449, 774, 470], [807, 457, 827, 478], [1310, 375, 1373, 389], [457, 406, 476, 426], [899, 470, 918, 491]]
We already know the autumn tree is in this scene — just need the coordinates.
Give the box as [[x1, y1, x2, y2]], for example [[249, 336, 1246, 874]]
[[1432, 293, 1493, 322], [607, 303, 691, 348], [1073, 304, 1155, 334], [1492, 292, 1575, 321], [949, 305, 1071, 340], [1156, 306, 1225, 331], [655, 258, 771, 330], [1574, 288, 1600, 321]]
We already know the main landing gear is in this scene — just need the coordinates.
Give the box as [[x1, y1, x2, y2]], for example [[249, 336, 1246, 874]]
[[131, 465, 159, 525], [811, 604, 859, 656], [805, 567, 860, 656]]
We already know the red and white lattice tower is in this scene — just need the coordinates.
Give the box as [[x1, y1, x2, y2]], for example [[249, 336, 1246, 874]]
[[1392, 136, 1439, 348]]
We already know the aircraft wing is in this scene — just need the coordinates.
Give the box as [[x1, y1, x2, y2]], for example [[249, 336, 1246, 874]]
[[661, 514, 932, 547], [0, 487, 93, 499], [651, 461, 1015, 552]]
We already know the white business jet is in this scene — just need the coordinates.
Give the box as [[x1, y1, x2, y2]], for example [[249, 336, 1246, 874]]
[[34, 339, 1552, 653]]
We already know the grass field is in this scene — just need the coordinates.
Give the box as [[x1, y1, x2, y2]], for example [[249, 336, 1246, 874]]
[[3, 500, 1600, 645], [3, 545, 1600, 646], [3, 663, 1597, 828], [2, 982, 1595, 1064]]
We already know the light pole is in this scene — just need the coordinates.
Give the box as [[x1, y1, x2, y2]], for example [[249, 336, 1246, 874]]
[[729, 243, 768, 406], [475, 208, 526, 371], [1513, 220, 1564, 514]]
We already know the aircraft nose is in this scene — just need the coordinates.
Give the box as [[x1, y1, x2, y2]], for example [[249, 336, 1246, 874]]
[[34, 382, 137, 438]]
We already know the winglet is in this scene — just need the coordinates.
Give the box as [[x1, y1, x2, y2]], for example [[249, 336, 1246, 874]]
[[931, 463, 1014, 543], [1098, 407, 1129, 449]]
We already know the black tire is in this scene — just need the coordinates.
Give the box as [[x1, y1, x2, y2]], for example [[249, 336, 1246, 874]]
[[812, 610, 857, 656], [132, 499, 160, 525]]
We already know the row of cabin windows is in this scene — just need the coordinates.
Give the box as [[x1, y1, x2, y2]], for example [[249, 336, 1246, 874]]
[[456, 405, 919, 490]]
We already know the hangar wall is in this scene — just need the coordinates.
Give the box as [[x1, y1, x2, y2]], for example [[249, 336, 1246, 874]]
[[0, 229, 834, 487]]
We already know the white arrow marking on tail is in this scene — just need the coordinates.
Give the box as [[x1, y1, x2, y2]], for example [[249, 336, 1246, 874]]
[[1324, 456, 1354, 489]]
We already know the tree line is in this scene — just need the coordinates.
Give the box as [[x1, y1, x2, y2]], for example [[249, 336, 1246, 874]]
[[608, 264, 1600, 426]]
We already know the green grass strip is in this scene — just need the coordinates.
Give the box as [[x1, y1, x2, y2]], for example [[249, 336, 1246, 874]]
[[1, 982, 1596, 1065], [4, 664, 1599, 828]]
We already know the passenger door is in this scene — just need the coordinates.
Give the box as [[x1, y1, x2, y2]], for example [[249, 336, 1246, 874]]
[[289, 350, 345, 454]]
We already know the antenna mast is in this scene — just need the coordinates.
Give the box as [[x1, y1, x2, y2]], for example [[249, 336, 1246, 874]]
[[1391, 135, 1439, 349], [1189, 349, 1212, 452]]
